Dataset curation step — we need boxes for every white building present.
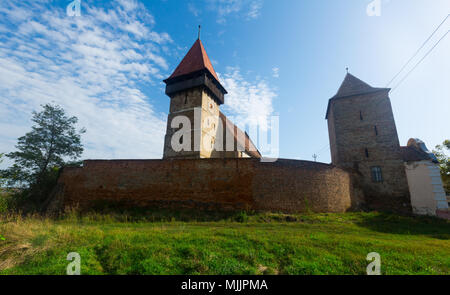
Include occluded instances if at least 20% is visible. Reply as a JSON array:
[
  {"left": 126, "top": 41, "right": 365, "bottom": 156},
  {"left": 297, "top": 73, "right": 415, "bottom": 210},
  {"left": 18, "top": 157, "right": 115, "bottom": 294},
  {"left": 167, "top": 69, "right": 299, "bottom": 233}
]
[{"left": 401, "top": 138, "right": 449, "bottom": 217}]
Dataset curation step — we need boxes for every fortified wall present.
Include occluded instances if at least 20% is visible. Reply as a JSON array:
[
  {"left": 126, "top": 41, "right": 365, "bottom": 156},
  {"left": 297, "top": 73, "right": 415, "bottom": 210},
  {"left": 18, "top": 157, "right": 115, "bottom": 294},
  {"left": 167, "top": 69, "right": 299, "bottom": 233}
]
[
  {"left": 48, "top": 38, "right": 424, "bottom": 215},
  {"left": 51, "top": 158, "right": 354, "bottom": 213}
]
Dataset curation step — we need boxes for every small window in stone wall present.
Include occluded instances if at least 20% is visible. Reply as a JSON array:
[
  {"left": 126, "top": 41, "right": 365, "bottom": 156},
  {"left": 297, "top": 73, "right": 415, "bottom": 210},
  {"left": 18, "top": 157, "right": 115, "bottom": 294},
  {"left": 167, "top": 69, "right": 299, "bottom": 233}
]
[
  {"left": 184, "top": 94, "right": 188, "bottom": 105},
  {"left": 360, "top": 111, "right": 363, "bottom": 121},
  {"left": 371, "top": 166, "right": 383, "bottom": 182},
  {"left": 374, "top": 125, "right": 378, "bottom": 136},
  {"left": 365, "top": 148, "right": 369, "bottom": 158}
]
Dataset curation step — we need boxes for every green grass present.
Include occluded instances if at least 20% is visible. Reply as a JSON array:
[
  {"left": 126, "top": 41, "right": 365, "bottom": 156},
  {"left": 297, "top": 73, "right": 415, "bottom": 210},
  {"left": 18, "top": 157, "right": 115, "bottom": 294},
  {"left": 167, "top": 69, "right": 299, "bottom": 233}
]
[{"left": 0, "top": 211, "right": 448, "bottom": 275}]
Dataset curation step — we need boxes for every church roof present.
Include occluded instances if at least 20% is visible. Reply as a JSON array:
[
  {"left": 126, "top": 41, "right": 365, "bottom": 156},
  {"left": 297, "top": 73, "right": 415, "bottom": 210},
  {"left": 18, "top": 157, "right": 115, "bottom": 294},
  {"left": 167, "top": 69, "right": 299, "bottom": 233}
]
[
  {"left": 166, "top": 39, "right": 219, "bottom": 82},
  {"left": 219, "top": 112, "right": 262, "bottom": 159},
  {"left": 332, "top": 73, "right": 386, "bottom": 99},
  {"left": 325, "top": 73, "right": 390, "bottom": 119}
]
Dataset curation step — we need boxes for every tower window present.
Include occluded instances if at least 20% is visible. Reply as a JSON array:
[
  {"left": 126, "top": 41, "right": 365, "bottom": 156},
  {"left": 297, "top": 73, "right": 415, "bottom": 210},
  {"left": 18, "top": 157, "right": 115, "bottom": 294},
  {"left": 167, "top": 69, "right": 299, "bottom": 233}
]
[
  {"left": 365, "top": 148, "right": 369, "bottom": 158},
  {"left": 184, "top": 94, "right": 188, "bottom": 105},
  {"left": 374, "top": 125, "right": 378, "bottom": 136},
  {"left": 360, "top": 111, "right": 363, "bottom": 121},
  {"left": 371, "top": 166, "right": 383, "bottom": 182}
]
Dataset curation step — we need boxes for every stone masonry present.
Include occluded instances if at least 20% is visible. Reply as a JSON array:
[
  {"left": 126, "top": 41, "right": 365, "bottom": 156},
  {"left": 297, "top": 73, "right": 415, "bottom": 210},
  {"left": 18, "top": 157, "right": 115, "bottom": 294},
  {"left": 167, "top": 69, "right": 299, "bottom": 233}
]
[
  {"left": 49, "top": 39, "right": 420, "bottom": 215},
  {"left": 53, "top": 158, "right": 354, "bottom": 213},
  {"left": 326, "top": 73, "right": 411, "bottom": 212}
]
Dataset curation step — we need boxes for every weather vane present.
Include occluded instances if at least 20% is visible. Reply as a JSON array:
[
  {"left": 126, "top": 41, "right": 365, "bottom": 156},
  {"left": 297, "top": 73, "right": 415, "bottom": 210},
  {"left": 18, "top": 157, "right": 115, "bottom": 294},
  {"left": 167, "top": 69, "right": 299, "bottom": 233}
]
[{"left": 198, "top": 25, "right": 201, "bottom": 40}]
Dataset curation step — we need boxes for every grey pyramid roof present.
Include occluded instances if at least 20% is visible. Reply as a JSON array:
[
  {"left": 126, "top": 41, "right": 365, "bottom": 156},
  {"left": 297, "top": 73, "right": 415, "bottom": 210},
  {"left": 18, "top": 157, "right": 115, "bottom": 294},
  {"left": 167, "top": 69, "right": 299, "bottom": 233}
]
[
  {"left": 325, "top": 73, "right": 390, "bottom": 119},
  {"left": 332, "top": 73, "right": 386, "bottom": 99}
]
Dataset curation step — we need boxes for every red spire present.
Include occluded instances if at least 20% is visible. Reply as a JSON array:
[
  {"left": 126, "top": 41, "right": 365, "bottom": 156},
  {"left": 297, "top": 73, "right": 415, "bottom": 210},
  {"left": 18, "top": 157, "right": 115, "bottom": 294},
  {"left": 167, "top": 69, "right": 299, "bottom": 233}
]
[{"left": 167, "top": 39, "right": 219, "bottom": 81}]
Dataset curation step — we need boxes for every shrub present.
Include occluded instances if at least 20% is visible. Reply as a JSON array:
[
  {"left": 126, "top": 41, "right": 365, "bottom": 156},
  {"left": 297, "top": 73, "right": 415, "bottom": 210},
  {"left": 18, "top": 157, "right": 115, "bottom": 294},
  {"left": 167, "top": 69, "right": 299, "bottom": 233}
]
[
  {"left": 0, "top": 195, "right": 8, "bottom": 213},
  {"left": 234, "top": 211, "right": 249, "bottom": 223}
]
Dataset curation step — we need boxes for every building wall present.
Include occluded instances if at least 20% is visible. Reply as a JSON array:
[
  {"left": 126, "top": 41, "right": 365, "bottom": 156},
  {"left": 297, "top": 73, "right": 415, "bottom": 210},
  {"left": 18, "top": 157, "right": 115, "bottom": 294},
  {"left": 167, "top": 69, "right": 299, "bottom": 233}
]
[
  {"left": 51, "top": 159, "right": 354, "bottom": 213},
  {"left": 327, "top": 107, "right": 338, "bottom": 164},
  {"left": 163, "top": 86, "right": 256, "bottom": 159},
  {"left": 404, "top": 160, "right": 449, "bottom": 216},
  {"left": 163, "top": 87, "right": 220, "bottom": 159},
  {"left": 327, "top": 91, "right": 411, "bottom": 212}
]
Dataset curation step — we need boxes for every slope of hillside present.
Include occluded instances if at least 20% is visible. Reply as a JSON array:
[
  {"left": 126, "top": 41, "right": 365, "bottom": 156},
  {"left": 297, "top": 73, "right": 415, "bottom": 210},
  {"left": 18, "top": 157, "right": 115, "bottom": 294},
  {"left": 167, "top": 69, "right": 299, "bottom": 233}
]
[{"left": 0, "top": 212, "right": 448, "bottom": 275}]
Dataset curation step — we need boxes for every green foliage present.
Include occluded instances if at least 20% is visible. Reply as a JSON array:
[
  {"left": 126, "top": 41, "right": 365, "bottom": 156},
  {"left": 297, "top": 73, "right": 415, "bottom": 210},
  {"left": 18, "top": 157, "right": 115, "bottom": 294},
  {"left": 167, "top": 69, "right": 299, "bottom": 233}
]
[
  {"left": 0, "top": 196, "right": 8, "bottom": 213},
  {"left": 0, "top": 234, "right": 5, "bottom": 241},
  {"left": 0, "top": 153, "right": 5, "bottom": 188},
  {"left": 234, "top": 211, "right": 249, "bottom": 223},
  {"left": 433, "top": 140, "right": 450, "bottom": 194},
  {"left": 1, "top": 104, "right": 85, "bottom": 211},
  {"left": 0, "top": 212, "right": 448, "bottom": 275},
  {"left": 80, "top": 203, "right": 258, "bottom": 223}
]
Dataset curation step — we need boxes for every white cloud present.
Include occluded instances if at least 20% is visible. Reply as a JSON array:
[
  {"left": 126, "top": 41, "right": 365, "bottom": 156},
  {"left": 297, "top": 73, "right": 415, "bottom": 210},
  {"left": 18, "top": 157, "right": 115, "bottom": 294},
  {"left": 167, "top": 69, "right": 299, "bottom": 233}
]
[
  {"left": 247, "top": 0, "right": 263, "bottom": 20},
  {"left": 206, "top": 0, "right": 264, "bottom": 24},
  {"left": 0, "top": 0, "right": 273, "bottom": 165},
  {"left": 188, "top": 3, "right": 201, "bottom": 17},
  {"left": 272, "top": 67, "right": 279, "bottom": 78},
  {"left": 219, "top": 67, "right": 276, "bottom": 131},
  {"left": 0, "top": 0, "right": 171, "bottom": 162}
]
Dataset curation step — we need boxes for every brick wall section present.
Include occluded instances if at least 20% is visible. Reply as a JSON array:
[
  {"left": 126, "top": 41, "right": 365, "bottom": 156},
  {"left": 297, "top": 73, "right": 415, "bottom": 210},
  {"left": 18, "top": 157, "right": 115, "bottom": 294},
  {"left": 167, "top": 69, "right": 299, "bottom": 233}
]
[
  {"left": 53, "top": 158, "right": 353, "bottom": 213},
  {"left": 252, "top": 160, "right": 353, "bottom": 212}
]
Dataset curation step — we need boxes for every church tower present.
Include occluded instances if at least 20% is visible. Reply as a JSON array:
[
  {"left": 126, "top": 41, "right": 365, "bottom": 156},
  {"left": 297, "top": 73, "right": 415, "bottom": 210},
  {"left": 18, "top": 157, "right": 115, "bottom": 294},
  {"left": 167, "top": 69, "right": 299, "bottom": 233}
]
[
  {"left": 326, "top": 73, "right": 411, "bottom": 212},
  {"left": 163, "top": 38, "right": 227, "bottom": 159}
]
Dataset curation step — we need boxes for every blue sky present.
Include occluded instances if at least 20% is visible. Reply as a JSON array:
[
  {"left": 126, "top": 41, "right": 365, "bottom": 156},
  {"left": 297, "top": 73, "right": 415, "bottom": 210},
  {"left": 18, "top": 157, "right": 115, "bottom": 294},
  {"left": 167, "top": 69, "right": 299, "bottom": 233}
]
[{"left": 0, "top": 0, "right": 449, "bottom": 165}]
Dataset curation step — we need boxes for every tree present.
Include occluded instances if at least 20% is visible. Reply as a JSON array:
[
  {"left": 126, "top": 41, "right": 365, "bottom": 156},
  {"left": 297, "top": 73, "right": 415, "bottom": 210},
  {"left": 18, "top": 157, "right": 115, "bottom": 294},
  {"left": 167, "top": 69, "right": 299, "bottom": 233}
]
[
  {"left": 433, "top": 140, "right": 450, "bottom": 195},
  {"left": 2, "top": 104, "right": 85, "bottom": 208},
  {"left": 0, "top": 153, "right": 4, "bottom": 187}
]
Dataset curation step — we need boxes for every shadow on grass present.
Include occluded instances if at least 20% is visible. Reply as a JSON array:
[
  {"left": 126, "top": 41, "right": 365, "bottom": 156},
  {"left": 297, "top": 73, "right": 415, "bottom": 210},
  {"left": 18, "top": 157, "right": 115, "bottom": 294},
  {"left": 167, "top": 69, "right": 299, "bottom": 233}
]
[
  {"left": 80, "top": 200, "right": 251, "bottom": 223},
  {"left": 354, "top": 212, "right": 450, "bottom": 239}
]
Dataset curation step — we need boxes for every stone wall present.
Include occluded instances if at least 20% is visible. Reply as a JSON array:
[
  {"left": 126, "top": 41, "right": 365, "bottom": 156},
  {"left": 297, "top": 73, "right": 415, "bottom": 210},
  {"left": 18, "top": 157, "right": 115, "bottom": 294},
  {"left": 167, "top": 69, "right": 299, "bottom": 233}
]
[
  {"left": 163, "top": 87, "right": 219, "bottom": 159},
  {"left": 52, "top": 158, "right": 354, "bottom": 213},
  {"left": 327, "top": 90, "right": 411, "bottom": 212}
]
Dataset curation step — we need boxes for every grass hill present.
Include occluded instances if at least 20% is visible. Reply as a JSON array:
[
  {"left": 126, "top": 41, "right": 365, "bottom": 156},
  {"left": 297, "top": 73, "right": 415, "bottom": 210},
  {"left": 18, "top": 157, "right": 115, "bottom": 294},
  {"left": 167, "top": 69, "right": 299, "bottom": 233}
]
[{"left": 0, "top": 211, "right": 448, "bottom": 275}]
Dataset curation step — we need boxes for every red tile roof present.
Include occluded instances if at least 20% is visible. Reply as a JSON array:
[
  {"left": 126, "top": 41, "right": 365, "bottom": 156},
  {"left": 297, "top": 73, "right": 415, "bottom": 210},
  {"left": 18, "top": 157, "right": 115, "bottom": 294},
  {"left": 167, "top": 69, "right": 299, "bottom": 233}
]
[
  {"left": 167, "top": 39, "right": 219, "bottom": 82},
  {"left": 219, "top": 112, "right": 261, "bottom": 158}
]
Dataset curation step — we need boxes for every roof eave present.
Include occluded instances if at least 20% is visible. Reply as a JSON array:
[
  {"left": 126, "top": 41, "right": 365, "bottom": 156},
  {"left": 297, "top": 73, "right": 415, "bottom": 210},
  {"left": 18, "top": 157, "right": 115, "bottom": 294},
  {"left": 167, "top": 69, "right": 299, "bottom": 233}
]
[{"left": 164, "top": 68, "right": 227, "bottom": 94}]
